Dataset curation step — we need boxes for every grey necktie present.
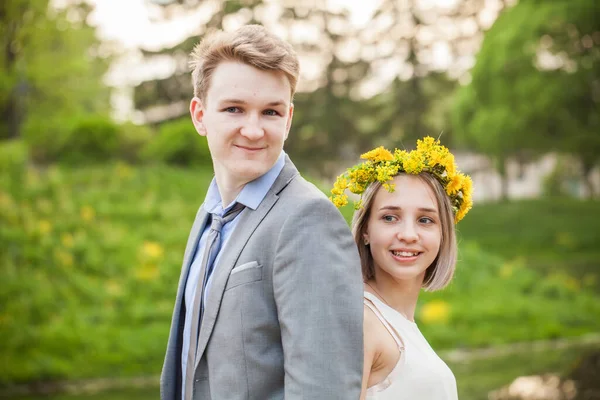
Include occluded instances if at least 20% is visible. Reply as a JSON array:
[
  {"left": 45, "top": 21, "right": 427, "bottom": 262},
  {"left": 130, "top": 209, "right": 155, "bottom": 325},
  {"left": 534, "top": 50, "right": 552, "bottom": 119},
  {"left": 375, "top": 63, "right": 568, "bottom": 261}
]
[{"left": 184, "top": 202, "right": 245, "bottom": 400}]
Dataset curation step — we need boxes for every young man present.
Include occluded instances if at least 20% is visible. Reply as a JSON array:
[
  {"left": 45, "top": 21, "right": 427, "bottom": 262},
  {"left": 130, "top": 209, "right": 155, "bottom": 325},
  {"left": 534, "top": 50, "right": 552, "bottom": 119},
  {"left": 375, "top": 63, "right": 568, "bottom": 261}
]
[{"left": 160, "top": 25, "right": 363, "bottom": 400}]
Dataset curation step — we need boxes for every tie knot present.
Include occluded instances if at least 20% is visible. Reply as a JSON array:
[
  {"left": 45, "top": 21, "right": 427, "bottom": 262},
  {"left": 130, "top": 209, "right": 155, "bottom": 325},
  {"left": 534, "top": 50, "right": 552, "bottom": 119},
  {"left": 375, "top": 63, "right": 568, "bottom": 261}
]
[{"left": 210, "top": 202, "right": 245, "bottom": 233}]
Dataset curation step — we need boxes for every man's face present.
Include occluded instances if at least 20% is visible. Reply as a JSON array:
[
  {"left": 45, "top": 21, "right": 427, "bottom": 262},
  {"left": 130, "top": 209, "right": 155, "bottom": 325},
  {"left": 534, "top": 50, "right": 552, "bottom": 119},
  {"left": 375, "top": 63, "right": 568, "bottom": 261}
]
[{"left": 190, "top": 61, "right": 294, "bottom": 190}]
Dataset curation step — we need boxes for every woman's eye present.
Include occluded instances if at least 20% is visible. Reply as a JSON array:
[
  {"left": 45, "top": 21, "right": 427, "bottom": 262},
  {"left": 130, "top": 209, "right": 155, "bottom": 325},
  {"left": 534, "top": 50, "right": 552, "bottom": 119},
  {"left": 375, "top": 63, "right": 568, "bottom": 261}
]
[
  {"left": 419, "top": 217, "right": 434, "bottom": 224},
  {"left": 383, "top": 215, "right": 396, "bottom": 222}
]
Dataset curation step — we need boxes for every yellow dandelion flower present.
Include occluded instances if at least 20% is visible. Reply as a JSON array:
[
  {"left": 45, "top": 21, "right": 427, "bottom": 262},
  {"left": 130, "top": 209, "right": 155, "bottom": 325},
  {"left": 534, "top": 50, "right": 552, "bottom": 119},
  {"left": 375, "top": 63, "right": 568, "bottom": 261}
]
[
  {"left": 135, "top": 263, "right": 159, "bottom": 281},
  {"left": 420, "top": 300, "right": 451, "bottom": 324},
  {"left": 55, "top": 250, "right": 74, "bottom": 268},
  {"left": 446, "top": 173, "right": 465, "bottom": 195},
  {"left": 116, "top": 162, "right": 133, "bottom": 180},
  {"left": 105, "top": 280, "right": 123, "bottom": 297},
  {"left": 499, "top": 262, "right": 514, "bottom": 278},
  {"left": 80, "top": 206, "right": 95, "bottom": 222},
  {"left": 142, "top": 241, "right": 164, "bottom": 259},
  {"left": 61, "top": 233, "right": 74, "bottom": 248},
  {"left": 39, "top": 220, "right": 52, "bottom": 235},
  {"left": 455, "top": 197, "right": 472, "bottom": 223},
  {"left": 361, "top": 146, "right": 394, "bottom": 162}
]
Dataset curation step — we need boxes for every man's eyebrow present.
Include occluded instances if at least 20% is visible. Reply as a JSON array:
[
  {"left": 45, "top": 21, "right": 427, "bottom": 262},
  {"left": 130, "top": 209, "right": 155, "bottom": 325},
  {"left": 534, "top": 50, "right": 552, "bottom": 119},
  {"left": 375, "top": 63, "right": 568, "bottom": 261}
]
[{"left": 218, "top": 98, "right": 287, "bottom": 107}]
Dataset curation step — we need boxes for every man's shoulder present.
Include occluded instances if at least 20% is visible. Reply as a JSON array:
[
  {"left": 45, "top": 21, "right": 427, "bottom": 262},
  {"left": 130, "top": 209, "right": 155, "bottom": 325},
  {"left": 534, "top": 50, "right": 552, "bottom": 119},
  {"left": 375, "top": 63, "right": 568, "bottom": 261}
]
[{"left": 280, "top": 173, "right": 328, "bottom": 203}]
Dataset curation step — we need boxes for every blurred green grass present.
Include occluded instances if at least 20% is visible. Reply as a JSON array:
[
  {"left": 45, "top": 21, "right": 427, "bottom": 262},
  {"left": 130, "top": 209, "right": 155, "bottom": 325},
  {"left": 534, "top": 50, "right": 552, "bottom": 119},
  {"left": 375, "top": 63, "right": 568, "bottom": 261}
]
[{"left": 2, "top": 163, "right": 600, "bottom": 385}]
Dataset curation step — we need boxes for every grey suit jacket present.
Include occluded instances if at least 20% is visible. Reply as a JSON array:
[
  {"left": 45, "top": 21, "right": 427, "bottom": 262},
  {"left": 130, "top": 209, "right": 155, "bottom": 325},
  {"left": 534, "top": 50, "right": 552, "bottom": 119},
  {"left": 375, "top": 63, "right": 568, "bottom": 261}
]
[{"left": 160, "top": 156, "right": 363, "bottom": 400}]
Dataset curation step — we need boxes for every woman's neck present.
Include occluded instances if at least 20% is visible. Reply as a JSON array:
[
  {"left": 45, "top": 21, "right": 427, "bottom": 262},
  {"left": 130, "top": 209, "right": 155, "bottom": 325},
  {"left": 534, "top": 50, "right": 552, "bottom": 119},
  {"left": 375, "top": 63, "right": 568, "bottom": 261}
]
[{"left": 365, "top": 273, "right": 424, "bottom": 322}]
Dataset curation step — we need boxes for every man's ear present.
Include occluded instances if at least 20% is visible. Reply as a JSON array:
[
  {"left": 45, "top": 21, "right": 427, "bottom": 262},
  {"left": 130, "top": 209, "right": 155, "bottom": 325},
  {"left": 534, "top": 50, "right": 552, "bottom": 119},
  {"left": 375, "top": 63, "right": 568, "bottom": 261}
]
[
  {"left": 284, "top": 103, "right": 294, "bottom": 140},
  {"left": 190, "top": 97, "right": 207, "bottom": 136}
]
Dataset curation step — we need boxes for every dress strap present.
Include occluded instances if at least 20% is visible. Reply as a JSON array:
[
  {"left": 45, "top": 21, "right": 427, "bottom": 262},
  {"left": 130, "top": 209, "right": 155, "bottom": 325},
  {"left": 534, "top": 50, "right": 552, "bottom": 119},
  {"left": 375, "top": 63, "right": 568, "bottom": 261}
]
[{"left": 363, "top": 293, "right": 405, "bottom": 351}]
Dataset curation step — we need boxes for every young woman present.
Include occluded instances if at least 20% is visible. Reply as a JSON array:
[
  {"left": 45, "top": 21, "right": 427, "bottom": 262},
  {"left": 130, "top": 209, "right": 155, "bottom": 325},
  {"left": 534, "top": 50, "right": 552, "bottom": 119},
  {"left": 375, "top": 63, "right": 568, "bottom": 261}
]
[{"left": 330, "top": 137, "right": 473, "bottom": 400}]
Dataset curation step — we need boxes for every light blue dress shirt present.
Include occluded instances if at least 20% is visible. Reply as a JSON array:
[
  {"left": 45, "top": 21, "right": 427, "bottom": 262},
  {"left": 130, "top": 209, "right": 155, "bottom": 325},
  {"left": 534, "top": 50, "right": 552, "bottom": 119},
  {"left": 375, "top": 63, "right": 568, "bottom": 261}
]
[{"left": 181, "top": 152, "right": 286, "bottom": 400}]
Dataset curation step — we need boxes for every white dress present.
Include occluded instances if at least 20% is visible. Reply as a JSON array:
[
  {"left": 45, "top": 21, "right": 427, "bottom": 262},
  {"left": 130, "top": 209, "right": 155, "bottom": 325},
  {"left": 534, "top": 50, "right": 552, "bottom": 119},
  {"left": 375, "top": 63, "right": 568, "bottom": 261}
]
[{"left": 364, "top": 292, "right": 458, "bottom": 400}]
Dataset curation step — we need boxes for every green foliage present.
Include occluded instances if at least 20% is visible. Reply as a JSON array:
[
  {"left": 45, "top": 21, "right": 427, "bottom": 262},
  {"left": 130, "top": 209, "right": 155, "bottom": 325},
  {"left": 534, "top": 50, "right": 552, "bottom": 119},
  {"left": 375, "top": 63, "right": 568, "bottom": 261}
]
[
  {"left": 0, "top": 139, "right": 28, "bottom": 175},
  {"left": 1, "top": 161, "right": 599, "bottom": 385},
  {"left": 455, "top": 199, "right": 600, "bottom": 284},
  {"left": 0, "top": 1, "right": 111, "bottom": 139},
  {"left": 60, "top": 115, "right": 120, "bottom": 165},
  {"left": 23, "top": 116, "right": 149, "bottom": 166},
  {"left": 117, "top": 123, "right": 154, "bottom": 164},
  {"left": 0, "top": 162, "right": 213, "bottom": 384},
  {"left": 452, "top": 0, "right": 600, "bottom": 179},
  {"left": 142, "top": 118, "right": 212, "bottom": 167},
  {"left": 418, "top": 242, "right": 600, "bottom": 349}
]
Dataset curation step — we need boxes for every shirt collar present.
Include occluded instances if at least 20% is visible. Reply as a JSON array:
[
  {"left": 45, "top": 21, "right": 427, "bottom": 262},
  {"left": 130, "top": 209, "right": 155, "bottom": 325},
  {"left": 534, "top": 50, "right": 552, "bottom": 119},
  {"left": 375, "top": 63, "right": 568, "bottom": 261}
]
[{"left": 204, "top": 151, "right": 286, "bottom": 215}]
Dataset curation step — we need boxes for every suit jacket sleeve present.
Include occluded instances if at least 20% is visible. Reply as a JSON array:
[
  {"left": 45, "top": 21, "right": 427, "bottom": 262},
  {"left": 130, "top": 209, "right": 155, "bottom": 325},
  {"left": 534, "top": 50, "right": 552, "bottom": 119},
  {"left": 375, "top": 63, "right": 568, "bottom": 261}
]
[{"left": 273, "top": 196, "right": 364, "bottom": 399}]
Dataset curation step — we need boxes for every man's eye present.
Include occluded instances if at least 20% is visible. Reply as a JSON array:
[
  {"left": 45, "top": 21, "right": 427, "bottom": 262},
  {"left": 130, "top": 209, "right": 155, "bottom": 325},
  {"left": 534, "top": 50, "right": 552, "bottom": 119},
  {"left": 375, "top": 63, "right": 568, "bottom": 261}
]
[
  {"left": 225, "top": 107, "right": 241, "bottom": 113},
  {"left": 263, "top": 109, "right": 280, "bottom": 116}
]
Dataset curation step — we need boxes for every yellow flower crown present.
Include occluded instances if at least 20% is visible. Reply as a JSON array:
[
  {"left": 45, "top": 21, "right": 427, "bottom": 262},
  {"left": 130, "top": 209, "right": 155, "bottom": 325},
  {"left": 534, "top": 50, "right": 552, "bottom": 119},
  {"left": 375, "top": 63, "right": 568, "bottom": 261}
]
[{"left": 330, "top": 137, "right": 473, "bottom": 223}]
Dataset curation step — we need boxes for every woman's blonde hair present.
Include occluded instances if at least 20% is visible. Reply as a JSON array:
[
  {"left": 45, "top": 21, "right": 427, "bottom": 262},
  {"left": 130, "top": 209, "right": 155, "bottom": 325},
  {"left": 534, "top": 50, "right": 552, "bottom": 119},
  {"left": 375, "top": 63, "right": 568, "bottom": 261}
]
[
  {"left": 351, "top": 172, "right": 457, "bottom": 291},
  {"left": 189, "top": 25, "right": 300, "bottom": 102}
]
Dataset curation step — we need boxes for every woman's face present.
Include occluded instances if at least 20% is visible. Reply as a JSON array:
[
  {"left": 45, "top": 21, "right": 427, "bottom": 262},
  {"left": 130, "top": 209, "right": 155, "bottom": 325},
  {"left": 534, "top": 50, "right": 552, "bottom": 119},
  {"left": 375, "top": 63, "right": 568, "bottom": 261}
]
[{"left": 364, "top": 175, "right": 442, "bottom": 283}]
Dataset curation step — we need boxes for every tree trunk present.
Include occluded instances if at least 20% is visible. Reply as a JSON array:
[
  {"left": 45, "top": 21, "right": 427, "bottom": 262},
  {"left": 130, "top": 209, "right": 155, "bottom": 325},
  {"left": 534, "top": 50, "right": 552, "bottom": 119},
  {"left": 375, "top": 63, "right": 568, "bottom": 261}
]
[
  {"left": 582, "top": 161, "right": 597, "bottom": 199},
  {"left": 497, "top": 156, "right": 509, "bottom": 201}
]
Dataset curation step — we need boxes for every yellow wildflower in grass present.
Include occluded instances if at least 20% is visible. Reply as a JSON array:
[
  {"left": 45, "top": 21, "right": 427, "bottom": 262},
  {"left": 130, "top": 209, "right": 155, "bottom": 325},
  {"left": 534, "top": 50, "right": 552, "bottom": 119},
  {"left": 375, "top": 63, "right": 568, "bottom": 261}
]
[
  {"left": 499, "top": 262, "right": 514, "bottom": 278},
  {"left": 136, "top": 263, "right": 160, "bottom": 281},
  {"left": 61, "top": 233, "right": 74, "bottom": 248},
  {"left": 563, "top": 276, "right": 580, "bottom": 291},
  {"left": 115, "top": 162, "right": 133, "bottom": 180},
  {"left": 105, "top": 280, "right": 123, "bottom": 297},
  {"left": 361, "top": 146, "right": 394, "bottom": 162},
  {"left": 143, "top": 241, "right": 164, "bottom": 260},
  {"left": 80, "top": 205, "right": 96, "bottom": 222},
  {"left": 38, "top": 220, "right": 52, "bottom": 235},
  {"left": 55, "top": 249, "right": 74, "bottom": 268},
  {"left": 420, "top": 300, "right": 451, "bottom": 324},
  {"left": 36, "top": 198, "right": 52, "bottom": 214}
]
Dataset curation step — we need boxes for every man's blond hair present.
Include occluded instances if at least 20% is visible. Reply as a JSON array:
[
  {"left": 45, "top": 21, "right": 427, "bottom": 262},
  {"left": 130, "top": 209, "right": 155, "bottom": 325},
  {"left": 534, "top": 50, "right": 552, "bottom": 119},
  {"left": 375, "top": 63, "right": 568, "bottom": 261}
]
[{"left": 189, "top": 25, "right": 300, "bottom": 103}]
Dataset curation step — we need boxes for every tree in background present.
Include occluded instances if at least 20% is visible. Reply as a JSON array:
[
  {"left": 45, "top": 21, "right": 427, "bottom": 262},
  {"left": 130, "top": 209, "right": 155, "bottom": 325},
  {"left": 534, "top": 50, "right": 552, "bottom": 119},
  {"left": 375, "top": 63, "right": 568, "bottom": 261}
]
[
  {"left": 0, "top": 0, "right": 111, "bottom": 145},
  {"left": 453, "top": 0, "right": 599, "bottom": 198},
  {"left": 136, "top": 0, "right": 499, "bottom": 177}
]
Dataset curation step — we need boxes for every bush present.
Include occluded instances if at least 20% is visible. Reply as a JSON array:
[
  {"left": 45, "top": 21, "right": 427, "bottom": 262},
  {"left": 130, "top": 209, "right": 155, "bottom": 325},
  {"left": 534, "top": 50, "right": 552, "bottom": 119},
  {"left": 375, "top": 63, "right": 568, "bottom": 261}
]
[
  {"left": 142, "top": 118, "right": 211, "bottom": 167},
  {"left": 117, "top": 122, "right": 153, "bottom": 164},
  {"left": 0, "top": 139, "right": 28, "bottom": 175},
  {"left": 60, "top": 115, "right": 120, "bottom": 164},
  {"left": 22, "top": 114, "right": 72, "bottom": 164}
]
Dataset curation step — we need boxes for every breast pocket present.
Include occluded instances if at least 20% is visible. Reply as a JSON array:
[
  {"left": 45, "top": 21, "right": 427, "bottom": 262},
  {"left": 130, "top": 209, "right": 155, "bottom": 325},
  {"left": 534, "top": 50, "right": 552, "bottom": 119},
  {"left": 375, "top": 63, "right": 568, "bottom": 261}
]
[{"left": 226, "top": 261, "right": 263, "bottom": 290}]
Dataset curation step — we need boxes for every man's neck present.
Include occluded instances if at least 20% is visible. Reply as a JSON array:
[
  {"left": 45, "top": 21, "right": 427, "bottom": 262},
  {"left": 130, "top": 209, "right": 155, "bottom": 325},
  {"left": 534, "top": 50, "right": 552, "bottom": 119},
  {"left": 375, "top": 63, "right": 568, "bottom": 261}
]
[{"left": 215, "top": 177, "right": 247, "bottom": 207}]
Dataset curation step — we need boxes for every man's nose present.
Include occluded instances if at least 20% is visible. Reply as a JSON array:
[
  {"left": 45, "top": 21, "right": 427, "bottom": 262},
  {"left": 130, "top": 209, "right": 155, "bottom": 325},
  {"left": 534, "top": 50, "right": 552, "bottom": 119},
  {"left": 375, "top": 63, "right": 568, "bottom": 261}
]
[{"left": 240, "top": 114, "right": 264, "bottom": 140}]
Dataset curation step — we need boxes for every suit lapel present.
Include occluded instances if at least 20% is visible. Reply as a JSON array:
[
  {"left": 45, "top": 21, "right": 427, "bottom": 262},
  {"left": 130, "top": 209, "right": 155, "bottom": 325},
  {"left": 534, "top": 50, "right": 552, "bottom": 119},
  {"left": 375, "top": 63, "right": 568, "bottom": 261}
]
[{"left": 194, "top": 156, "right": 299, "bottom": 366}]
